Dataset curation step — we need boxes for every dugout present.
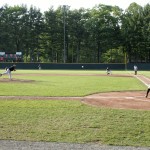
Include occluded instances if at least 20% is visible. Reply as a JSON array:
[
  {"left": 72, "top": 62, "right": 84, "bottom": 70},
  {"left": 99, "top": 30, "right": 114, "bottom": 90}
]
[{"left": 0, "top": 52, "right": 23, "bottom": 62}]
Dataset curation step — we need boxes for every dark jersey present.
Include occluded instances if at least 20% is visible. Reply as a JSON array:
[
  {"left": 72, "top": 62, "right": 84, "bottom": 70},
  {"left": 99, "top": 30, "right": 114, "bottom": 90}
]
[
  {"left": 106, "top": 68, "right": 110, "bottom": 71},
  {"left": 9, "top": 66, "right": 16, "bottom": 71}
]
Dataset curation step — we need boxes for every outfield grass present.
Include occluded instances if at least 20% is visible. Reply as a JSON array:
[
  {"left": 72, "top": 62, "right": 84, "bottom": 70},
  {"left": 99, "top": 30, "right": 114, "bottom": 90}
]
[
  {"left": 0, "top": 70, "right": 147, "bottom": 96},
  {"left": 0, "top": 70, "right": 150, "bottom": 146}
]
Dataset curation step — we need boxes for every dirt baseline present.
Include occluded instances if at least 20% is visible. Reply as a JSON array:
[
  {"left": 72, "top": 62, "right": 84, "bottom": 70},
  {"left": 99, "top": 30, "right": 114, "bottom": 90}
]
[{"left": 0, "top": 91, "right": 149, "bottom": 111}]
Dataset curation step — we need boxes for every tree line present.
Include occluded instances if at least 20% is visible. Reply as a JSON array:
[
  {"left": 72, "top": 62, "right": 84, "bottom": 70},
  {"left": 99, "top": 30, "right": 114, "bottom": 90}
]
[{"left": 0, "top": 2, "right": 149, "bottom": 63}]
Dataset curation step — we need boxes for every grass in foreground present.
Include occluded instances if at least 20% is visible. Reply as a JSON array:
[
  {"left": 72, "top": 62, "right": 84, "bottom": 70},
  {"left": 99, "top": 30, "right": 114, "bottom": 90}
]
[
  {"left": 0, "top": 100, "right": 150, "bottom": 147},
  {"left": 0, "top": 70, "right": 150, "bottom": 147}
]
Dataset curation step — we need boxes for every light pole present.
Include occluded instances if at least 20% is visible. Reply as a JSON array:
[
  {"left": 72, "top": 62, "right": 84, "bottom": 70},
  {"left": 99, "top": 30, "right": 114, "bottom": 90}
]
[
  {"left": 63, "top": 5, "right": 70, "bottom": 63},
  {"left": 63, "top": 5, "right": 66, "bottom": 63}
]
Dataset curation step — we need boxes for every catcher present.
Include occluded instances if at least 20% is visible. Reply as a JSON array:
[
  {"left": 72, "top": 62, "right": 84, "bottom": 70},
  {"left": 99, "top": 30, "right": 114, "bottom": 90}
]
[{"left": 0, "top": 64, "right": 16, "bottom": 80}]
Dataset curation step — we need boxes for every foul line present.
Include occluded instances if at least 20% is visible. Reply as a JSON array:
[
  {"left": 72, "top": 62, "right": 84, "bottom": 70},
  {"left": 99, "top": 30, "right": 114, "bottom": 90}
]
[{"left": 135, "top": 75, "right": 150, "bottom": 87}]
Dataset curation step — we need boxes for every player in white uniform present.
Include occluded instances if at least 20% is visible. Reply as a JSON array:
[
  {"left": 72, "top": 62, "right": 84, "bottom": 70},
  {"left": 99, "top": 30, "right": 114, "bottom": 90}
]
[
  {"left": 134, "top": 65, "right": 138, "bottom": 75},
  {"left": 0, "top": 64, "right": 16, "bottom": 80}
]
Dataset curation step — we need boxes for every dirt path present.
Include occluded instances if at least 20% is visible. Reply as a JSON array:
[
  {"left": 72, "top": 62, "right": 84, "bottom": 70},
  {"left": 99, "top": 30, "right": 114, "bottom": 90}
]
[
  {"left": 0, "top": 140, "right": 150, "bottom": 150},
  {"left": 82, "top": 75, "right": 150, "bottom": 110}
]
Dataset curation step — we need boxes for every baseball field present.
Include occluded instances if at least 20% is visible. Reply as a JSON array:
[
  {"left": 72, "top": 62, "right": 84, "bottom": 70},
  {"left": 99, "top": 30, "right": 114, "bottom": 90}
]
[{"left": 0, "top": 70, "right": 150, "bottom": 147}]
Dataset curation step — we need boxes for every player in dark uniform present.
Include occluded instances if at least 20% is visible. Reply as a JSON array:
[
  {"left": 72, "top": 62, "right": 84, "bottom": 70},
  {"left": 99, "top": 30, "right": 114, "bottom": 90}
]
[
  {"left": 146, "top": 85, "right": 150, "bottom": 98},
  {"left": 0, "top": 64, "right": 16, "bottom": 80},
  {"left": 106, "top": 67, "right": 111, "bottom": 75}
]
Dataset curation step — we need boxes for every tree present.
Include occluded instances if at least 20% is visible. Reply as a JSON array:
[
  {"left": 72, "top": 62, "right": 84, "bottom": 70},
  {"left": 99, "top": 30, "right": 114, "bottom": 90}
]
[
  {"left": 101, "top": 48, "right": 124, "bottom": 63},
  {"left": 26, "top": 6, "right": 44, "bottom": 62},
  {"left": 142, "top": 4, "right": 150, "bottom": 62},
  {"left": 121, "top": 2, "right": 150, "bottom": 62},
  {"left": 85, "top": 5, "right": 122, "bottom": 63},
  {"left": 43, "top": 7, "right": 64, "bottom": 62},
  {"left": 67, "top": 8, "right": 87, "bottom": 63},
  {"left": 0, "top": 3, "right": 149, "bottom": 63},
  {"left": 0, "top": 5, "right": 28, "bottom": 52}
]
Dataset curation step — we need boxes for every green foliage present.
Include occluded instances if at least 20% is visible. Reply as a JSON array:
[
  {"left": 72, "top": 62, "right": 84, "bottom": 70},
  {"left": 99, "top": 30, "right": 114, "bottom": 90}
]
[
  {"left": 0, "top": 3, "right": 150, "bottom": 63},
  {"left": 101, "top": 48, "right": 124, "bottom": 63},
  {"left": 121, "top": 3, "right": 150, "bottom": 62}
]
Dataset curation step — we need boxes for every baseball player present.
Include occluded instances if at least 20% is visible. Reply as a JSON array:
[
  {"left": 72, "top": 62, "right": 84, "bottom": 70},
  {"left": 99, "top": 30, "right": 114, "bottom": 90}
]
[
  {"left": 38, "top": 64, "right": 41, "bottom": 70},
  {"left": 146, "top": 85, "right": 150, "bottom": 98},
  {"left": 134, "top": 65, "right": 138, "bottom": 75},
  {"left": 0, "top": 64, "right": 16, "bottom": 80},
  {"left": 106, "top": 67, "right": 111, "bottom": 75}
]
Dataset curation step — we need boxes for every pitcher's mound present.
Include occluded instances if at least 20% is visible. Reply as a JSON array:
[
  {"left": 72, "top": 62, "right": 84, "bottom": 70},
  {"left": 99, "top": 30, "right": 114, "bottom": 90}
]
[{"left": 0, "top": 78, "right": 34, "bottom": 83}]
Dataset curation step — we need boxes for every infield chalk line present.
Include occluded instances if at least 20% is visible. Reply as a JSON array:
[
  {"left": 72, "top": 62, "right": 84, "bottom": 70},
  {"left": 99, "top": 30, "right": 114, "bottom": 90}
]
[
  {"left": 134, "top": 75, "right": 150, "bottom": 87},
  {"left": 128, "top": 72, "right": 150, "bottom": 87}
]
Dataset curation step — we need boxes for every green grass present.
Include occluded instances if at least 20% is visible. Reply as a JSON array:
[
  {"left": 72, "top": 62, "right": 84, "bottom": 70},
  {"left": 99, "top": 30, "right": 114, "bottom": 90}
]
[
  {"left": 0, "top": 70, "right": 150, "bottom": 146},
  {"left": 139, "top": 71, "right": 150, "bottom": 78},
  {"left": 0, "top": 100, "right": 150, "bottom": 146},
  {"left": 0, "top": 70, "right": 146, "bottom": 96}
]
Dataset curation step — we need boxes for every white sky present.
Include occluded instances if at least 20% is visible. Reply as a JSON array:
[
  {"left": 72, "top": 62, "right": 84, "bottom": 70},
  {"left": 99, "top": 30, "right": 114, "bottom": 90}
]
[{"left": 0, "top": 0, "right": 149, "bottom": 12}]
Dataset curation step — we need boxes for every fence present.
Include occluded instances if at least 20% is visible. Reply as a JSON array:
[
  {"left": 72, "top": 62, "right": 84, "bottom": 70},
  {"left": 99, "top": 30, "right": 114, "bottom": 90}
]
[{"left": 0, "top": 63, "right": 150, "bottom": 70}]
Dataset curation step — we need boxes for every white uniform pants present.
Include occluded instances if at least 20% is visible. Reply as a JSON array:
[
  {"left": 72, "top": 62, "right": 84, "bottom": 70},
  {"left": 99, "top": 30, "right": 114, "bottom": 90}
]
[{"left": 2, "top": 69, "right": 12, "bottom": 79}]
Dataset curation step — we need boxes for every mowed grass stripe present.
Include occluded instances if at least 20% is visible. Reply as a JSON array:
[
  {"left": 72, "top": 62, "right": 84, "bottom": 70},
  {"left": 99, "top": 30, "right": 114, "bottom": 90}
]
[
  {"left": 0, "top": 100, "right": 150, "bottom": 146},
  {"left": 0, "top": 75, "right": 146, "bottom": 96}
]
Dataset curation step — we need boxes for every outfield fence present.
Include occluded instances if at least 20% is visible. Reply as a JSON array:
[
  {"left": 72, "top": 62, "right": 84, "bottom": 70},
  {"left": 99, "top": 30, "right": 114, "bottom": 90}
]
[{"left": 0, "top": 62, "right": 150, "bottom": 70}]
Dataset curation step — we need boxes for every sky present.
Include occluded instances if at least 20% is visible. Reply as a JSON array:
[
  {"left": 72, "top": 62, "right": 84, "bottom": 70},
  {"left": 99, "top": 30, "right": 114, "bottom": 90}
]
[{"left": 0, "top": 0, "right": 149, "bottom": 12}]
